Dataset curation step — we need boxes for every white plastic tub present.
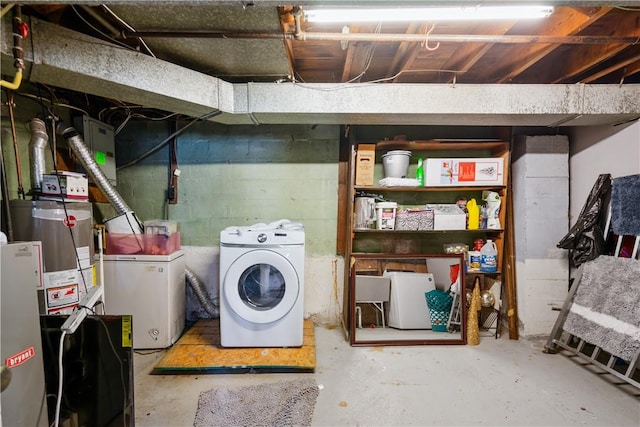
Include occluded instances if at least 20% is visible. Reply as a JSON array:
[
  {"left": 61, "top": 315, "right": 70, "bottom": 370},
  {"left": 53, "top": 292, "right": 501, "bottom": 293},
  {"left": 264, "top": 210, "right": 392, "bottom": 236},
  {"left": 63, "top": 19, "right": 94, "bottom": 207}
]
[
  {"left": 375, "top": 202, "right": 397, "bottom": 230},
  {"left": 382, "top": 150, "right": 411, "bottom": 178}
]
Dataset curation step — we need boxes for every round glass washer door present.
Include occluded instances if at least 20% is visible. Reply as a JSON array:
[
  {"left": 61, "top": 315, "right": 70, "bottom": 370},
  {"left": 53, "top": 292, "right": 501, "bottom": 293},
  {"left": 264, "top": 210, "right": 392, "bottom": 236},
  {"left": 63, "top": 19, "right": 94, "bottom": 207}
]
[{"left": 223, "top": 249, "right": 300, "bottom": 324}]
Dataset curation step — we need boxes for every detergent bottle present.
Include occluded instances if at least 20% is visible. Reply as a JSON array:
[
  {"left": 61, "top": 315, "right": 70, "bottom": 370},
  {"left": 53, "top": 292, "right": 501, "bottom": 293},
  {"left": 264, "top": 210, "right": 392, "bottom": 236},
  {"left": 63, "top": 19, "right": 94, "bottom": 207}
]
[
  {"left": 416, "top": 158, "right": 424, "bottom": 186},
  {"left": 466, "top": 198, "right": 479, "bottom": 230},
  {"left": 480, "top": 239, "right": 498, "bottom": 273}
]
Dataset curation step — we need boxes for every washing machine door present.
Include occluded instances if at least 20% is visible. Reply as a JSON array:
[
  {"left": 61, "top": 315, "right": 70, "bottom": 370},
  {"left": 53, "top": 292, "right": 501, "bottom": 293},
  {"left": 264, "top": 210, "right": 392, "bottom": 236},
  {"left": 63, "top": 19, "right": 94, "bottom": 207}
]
[{"left": 223, "top": 249, "right": 300, "bottom": 324}]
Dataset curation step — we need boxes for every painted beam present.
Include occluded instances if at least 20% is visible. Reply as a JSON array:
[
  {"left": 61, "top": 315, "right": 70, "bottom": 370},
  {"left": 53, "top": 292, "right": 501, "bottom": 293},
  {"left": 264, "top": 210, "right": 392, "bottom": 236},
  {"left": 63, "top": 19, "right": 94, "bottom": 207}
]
[
  {"left": 1, "top": 17, "right": 225, "bottom": 118},
  {"left": 2, "top": 16, "right": 639, "bottom": 126}
]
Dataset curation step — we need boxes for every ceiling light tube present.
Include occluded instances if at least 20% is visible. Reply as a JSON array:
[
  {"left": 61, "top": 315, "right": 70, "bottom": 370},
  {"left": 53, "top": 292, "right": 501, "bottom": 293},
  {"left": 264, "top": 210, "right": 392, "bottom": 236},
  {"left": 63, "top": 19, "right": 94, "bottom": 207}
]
[{"left": 304, "top": 5, "right": 554, "bottom": 23}]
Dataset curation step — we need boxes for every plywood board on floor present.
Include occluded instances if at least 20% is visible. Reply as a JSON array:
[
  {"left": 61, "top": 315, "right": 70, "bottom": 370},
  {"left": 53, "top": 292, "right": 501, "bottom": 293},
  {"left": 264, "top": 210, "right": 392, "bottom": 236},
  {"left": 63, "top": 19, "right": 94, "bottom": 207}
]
[{"left": 153, "top": 319, "right": 316, "bottom": 374}]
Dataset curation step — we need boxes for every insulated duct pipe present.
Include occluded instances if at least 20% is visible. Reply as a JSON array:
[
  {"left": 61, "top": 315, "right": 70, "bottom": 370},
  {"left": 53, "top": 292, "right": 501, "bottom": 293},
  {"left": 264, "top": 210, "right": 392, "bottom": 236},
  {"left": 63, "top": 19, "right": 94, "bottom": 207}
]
[
  {"left": 185, "top": 267, "right": 219, "bottom": 318},
  {"left": 56, "top": 122, "right": 132, "bottom": 214},
  {"left": 55, "top": 121, "right": 219, "bottom": 318},
  {"left": 28, "top": 118, "right": 48, "bottom": 195}
]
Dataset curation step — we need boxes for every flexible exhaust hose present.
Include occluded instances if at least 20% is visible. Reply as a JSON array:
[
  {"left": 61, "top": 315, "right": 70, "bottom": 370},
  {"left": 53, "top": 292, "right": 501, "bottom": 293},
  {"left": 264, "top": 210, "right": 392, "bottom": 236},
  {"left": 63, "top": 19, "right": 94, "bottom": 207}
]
[
  {"left": 56, "top": 122, "right": 132, "bottom": 213},
  {"left": 185, "top": 267, "right": 219, "bottom": 317},
  {"left": 29, "top": 118, "right": 48, "bottom": 195},
  {"left": 56, "top": 121, "right": 219, "bottom": 317}
]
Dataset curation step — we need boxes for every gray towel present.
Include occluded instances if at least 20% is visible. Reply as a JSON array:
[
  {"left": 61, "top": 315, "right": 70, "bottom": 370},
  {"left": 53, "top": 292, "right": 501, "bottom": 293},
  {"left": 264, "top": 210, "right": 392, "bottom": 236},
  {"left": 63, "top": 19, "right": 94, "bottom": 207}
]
[
  {"left": 564, "top": 256, "right": 640, "bottom": 361},
  {"left": 611, "top": 174, "right": 640, "bottom": 236}
]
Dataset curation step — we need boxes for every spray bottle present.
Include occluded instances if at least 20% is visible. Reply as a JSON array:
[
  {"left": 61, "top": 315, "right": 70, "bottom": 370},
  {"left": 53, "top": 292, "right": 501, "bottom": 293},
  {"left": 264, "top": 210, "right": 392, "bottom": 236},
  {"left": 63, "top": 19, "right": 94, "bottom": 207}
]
[{"left": 484, "top": 191, "right": 501, "bottom": 229}]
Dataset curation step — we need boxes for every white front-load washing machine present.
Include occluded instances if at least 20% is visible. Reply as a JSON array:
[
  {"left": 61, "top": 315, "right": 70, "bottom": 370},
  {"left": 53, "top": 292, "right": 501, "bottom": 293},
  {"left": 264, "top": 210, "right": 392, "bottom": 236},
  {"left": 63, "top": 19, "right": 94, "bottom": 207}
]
[{"left": 219, "top": 220, "right": 304, "bottom": 347}]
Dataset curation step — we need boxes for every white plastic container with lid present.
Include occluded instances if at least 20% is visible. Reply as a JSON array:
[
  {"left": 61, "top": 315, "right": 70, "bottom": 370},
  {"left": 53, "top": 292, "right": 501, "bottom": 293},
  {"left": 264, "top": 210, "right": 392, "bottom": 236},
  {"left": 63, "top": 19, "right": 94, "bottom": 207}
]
[
  {"left": 480, "top": 239, "right": 498, "bottom": 273},
  {"left": 375, "top": 201, "right": 397, "bottom": 230},
  {"left": 381, "top": 150, "right": 411, "bottom": 178}
]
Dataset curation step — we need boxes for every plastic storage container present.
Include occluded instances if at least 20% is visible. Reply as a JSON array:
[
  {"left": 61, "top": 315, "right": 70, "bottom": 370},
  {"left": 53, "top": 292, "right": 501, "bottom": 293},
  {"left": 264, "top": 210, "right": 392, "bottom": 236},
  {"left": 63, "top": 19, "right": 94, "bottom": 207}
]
[
  {"left": 480, "top": 239, "right": 498, "bottom": 273},
  {"left": 375, "top": 202, "right": 397, "bottom": 230},
  {"left": 381, "top": 150, "right": 411, "bottom": 178}
]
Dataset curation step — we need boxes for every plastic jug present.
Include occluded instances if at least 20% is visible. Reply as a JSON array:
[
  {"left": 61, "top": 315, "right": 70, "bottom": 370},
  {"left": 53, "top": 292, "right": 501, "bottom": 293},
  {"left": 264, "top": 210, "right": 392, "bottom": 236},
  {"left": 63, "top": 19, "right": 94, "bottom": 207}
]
[{"left": 480, "top": 239, "right": 498, "bottom": 273}]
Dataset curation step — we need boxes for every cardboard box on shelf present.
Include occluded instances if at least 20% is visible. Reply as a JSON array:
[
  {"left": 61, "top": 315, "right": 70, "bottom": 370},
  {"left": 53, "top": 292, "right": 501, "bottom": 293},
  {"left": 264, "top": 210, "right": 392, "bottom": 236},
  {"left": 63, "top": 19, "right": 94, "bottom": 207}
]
[
  {"left": 355, "top": 144, "right": 376, "bottom": 186},
  {"left": 425, "top": 158, "right": 504, "bottom": 186},
  {"left": 429, "top": 204, "right": 467, "bottom": 230},
  {"left": 42, "top": 171, "right": 89, "bottom": 201}
]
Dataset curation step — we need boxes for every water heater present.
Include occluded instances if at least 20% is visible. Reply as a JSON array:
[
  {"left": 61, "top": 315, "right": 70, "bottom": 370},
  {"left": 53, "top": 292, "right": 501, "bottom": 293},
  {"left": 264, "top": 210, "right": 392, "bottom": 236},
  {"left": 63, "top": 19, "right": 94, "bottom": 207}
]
[{"left": 10, "top": 199, "right": 95, "bottom": 314}]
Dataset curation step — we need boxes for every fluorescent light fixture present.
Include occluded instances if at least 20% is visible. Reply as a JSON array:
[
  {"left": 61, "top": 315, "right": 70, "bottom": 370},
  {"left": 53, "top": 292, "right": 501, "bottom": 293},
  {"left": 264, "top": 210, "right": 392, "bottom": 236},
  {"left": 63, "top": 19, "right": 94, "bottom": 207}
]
[{"left": 304, "top": 5, "right": 554, "bottom": 23}]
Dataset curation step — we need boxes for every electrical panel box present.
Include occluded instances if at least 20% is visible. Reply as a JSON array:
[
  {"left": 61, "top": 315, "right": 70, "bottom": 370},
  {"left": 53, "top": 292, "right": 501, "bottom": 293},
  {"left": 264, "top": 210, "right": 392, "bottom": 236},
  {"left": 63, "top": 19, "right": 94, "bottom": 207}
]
[{"left": 73, "top": 115, "right": 116, "bottom": 185}]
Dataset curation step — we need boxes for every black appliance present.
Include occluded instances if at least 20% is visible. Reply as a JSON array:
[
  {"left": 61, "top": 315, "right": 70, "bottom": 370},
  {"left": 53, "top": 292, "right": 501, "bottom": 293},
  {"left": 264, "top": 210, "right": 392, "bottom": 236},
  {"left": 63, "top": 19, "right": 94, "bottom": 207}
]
[{"left": 40, "top": 315, "right": 134, "bottom": 427}]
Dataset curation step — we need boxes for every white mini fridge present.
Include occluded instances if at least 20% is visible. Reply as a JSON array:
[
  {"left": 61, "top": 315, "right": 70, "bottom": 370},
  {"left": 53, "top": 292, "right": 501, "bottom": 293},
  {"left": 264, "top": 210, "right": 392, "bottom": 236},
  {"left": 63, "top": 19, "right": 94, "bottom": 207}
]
[
  {"left": 384, "top": 271, "right": 436, "bottom": 329},
  {"left": 100, "top": 250, "right": 186, "bottom": 349}
]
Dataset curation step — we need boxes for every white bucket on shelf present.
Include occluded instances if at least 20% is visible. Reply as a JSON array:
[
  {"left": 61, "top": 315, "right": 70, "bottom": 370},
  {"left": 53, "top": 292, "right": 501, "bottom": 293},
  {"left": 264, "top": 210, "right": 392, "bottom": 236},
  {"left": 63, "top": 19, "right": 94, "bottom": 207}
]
[
  {"left": 382, "top": 150, "right": 411, "bottom": 178},
  {"left": 376, "top": 202, "right": 398, "bottom": 230}
]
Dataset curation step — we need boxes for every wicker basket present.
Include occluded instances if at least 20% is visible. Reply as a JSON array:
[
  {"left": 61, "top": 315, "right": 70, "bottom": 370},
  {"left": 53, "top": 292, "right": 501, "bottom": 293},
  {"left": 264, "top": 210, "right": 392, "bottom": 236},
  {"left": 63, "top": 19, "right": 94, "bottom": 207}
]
[
  {"left": 425, "top": 289, "right": 453, "bottom": 332},
  {"left": 395, "top": 209, "right": 434, "bottom": 231}
]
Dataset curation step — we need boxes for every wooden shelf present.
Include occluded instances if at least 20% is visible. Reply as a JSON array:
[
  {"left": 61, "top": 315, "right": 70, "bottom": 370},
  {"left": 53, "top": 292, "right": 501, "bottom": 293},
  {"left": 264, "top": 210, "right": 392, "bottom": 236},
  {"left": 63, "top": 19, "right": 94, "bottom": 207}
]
[
  {"left": 353, "top": 229, "right": 505, "bottom": 234},
  {"left": 344, "top": 138, "right": 512, "bottom": 347},
  {"left": 376, "top": 139, "right": 508, "bottom": 152},
  {"left": 355, "top": 185, "right": 507, "bottom": 192}
]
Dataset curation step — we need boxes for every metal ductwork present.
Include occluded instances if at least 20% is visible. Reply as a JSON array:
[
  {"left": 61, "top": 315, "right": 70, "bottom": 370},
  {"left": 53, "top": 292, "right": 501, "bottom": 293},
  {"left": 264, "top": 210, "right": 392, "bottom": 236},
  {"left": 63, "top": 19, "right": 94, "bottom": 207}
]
[
  {"left": 185, "top": 267, "right": 219, "bottom": 318},
  {"left": 56, "top": 122, "right": 133, "bottom": 214},
  {"left": 28, "top": 118, "right": 48, "bottom": 195},
  {"left": 55, "top": 121, "right": 219, "bottom": 318}
]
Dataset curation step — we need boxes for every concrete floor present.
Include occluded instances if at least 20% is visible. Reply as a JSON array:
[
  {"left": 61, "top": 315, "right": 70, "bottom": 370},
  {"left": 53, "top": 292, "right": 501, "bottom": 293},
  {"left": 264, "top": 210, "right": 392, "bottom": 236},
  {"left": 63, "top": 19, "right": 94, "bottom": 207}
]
[{"left": 134, "top": 325, "right": 640, "bottom": 426}]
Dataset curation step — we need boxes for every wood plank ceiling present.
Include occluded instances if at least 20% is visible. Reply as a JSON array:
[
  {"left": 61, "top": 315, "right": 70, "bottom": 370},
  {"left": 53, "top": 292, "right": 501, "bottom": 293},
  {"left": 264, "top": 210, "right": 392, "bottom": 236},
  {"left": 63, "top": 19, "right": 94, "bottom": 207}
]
[
  {"left": 279, "top": 5, "right": 640, "bottom": 85},
  {"left": 18, "top": 2, "right": 640, "bottom": 87}
]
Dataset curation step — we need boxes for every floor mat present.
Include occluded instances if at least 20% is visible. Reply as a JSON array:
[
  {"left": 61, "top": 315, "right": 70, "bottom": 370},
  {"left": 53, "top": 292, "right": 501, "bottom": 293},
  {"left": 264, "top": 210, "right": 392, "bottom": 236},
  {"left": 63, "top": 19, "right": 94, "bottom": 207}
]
[
  {"left": 193, "top": 378, "right": 319, "bottom": 427},
  {"left": 153, "top": 319, "right": 316, "bottom": 374}
]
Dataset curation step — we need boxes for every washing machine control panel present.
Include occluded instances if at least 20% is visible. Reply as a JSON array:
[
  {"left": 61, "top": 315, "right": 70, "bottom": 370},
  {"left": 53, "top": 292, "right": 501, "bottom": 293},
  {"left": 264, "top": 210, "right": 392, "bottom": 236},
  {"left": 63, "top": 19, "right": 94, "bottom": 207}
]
[{"left": 220, "top": 223, "right": 305, "bottom": 246}]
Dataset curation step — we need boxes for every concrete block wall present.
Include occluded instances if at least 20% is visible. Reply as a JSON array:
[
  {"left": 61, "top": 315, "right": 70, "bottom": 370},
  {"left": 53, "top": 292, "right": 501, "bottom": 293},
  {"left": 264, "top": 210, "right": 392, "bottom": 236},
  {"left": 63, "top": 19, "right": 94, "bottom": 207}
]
[
  {"left": 114, "top": 121, "right": 344, "bottom": 324},
  {"left": 512, "top": 135, "right": 570, "bottom": 336}
]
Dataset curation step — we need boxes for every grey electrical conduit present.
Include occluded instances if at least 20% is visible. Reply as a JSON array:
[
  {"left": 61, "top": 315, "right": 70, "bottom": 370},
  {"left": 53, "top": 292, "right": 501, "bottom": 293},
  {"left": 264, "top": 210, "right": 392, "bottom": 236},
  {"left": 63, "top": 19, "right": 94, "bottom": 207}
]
[{"left": 55, "top": 121, "right": 219, "bottom": 318}]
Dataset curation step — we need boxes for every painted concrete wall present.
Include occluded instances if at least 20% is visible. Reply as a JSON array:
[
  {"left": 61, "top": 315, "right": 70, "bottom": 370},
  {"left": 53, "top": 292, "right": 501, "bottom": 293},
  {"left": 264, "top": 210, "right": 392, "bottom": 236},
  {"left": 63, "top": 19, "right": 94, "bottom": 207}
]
[
  {"left": 512, "top": 135, "right": 569, "bottom": 337},
  {"left": 510, "top": 122, "right": 640, "bottom": 337},
  {"left": 112, "top": 122, "right": 505, "bottom": 325},
  {"left": 114, "top": 121, "right": 344, "bottom": 324},
  {"left": 568, "top": 121, "right": 640, "bottom": 223}
]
